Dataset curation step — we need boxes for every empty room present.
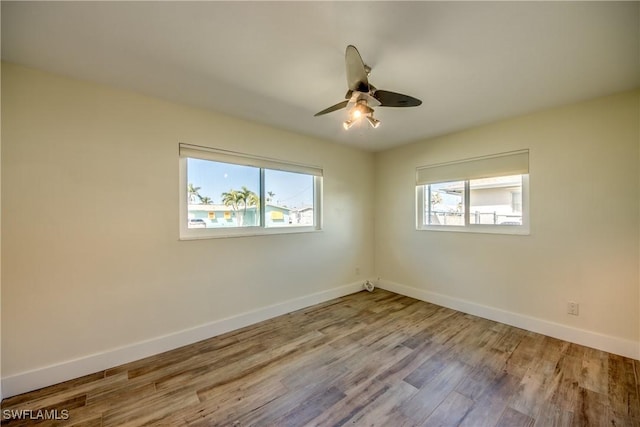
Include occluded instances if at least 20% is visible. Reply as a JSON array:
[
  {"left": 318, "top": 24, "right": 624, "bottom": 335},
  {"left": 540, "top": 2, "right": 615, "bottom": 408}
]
[{"left": 1, "top": 1, "right": 639, "bottom": 426}]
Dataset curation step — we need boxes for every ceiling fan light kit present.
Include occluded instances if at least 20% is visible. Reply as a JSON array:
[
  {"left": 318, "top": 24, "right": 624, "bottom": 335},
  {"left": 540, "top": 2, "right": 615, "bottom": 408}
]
[
  {"left": 315, "top": 45, "right": 422, "bottom": 131},
  {"left": 366, "top": 115, "right": 381, "bottom": 129}
]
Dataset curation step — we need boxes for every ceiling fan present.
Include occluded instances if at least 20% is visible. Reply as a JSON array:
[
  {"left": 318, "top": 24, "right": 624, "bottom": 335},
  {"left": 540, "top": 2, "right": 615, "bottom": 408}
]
[{"left": 314, "top": 45, "right": 422, "bottom": 130}]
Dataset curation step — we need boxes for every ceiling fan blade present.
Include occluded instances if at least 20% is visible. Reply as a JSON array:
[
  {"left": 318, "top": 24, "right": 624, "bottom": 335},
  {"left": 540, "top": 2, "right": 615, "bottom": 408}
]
[
  {"left": 373, "top": 90, "right": 422, "bottom": 107},
  {"left": 314, "top": 100, "right": 349, "bottom": 116},
  {"left": 345, "top": 45, "right": 369, "bottom": 93}
]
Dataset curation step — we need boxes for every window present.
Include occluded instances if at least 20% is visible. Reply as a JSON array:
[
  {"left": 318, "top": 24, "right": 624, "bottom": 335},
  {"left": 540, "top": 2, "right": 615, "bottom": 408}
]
[
  {"left": 416, "top": 150, "right": 529, "bottom": 234},
  {"left": 179, "top": 144, "right": 322, "bottom": 239},
  {"left": 264, "top": 169, "right": 315, "bottom": 228},
  {"left": 425, "top": 181, "right": 465, "bottom": 226},
  {"left": 469, "top": 175, "right": 523, "bottom": 225}
]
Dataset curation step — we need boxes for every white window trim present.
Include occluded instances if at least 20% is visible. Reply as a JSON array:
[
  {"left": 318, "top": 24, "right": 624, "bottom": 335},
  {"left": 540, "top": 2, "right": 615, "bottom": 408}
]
[
  {"left": 415, "top": 150, "right": 530, "bottom": 236},
  {"left": 179, "top": 144, "right": 323, "bottom": 240}
]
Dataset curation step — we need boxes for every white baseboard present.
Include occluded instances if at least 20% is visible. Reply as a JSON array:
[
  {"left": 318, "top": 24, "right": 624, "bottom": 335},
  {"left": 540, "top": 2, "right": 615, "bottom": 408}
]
[
  {"left": 1, "top": 282, "right": 365, "bottom": 399},
  {"left": 378, "top": 279, "right": 640, "bottom": 361}
]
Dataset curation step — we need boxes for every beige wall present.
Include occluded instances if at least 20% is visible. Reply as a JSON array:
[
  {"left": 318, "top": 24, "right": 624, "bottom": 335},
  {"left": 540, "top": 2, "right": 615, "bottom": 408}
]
[
  {"left": 1, "top": 63, "right": 375, "bottom": 376},
  {"left": 375, "top": 90, "right": 640, "bottom": 347}
]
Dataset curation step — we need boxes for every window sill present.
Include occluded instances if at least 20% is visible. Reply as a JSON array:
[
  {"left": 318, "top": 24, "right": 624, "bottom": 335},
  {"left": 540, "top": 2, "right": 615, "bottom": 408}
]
[
  {"left": 417, "top": 225, "right": 530, "bottom": 236},
  {"left": 179, "top": 226, "right": 322, "bottom": 240}
]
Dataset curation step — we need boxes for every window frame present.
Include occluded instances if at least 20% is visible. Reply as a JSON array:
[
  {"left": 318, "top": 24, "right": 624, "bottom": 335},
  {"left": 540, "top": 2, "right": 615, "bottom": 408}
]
[
  {"left": 179, "top": 144, "right": 323, "bottom": 240},
  {"left": 415, "top": 151, "right": 530, "bottom": 235}
]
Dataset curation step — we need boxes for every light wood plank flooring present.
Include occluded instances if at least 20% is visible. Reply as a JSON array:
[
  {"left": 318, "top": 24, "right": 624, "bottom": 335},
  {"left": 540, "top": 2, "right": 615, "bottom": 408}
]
[{"left": 2, "top": 290, "right": 639, "bottom": 426}]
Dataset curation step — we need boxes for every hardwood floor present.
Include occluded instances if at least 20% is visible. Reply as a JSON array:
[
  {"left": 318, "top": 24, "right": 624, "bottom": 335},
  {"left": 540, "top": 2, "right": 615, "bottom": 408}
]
[{"left": 2, "top": 290, "right": 639, "bottom": 426}]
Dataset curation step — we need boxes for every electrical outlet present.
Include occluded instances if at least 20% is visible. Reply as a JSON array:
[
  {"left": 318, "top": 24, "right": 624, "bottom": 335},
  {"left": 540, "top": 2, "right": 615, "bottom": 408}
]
[
  {"left": 355, "top": 267, "right": 360, "bottom": 276},
  {"left": 567, "top": 301, "right": 579, "bottom": 316}
]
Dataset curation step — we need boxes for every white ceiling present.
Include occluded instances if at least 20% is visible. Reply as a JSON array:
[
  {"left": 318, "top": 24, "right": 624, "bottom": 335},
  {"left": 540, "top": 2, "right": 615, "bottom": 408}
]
[{"left": 2, "top": 1, "right": 639, "bottom": 152}]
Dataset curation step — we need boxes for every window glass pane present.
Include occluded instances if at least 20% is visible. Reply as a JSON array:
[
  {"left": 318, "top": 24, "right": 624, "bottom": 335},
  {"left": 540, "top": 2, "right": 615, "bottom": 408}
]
[
  {"left": 186, "top": 158, "right": 260, "bottom": 228},
  {"left": 265, "top": 169, "right": 314, "bottom": 227},
  {"left": 426, "top": 181, "right": 465, "bottom": 226},
  {"left": 469, "top": 174, "right": 523, "bottom": 225}
]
